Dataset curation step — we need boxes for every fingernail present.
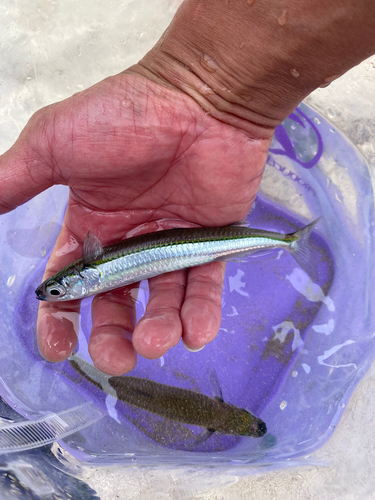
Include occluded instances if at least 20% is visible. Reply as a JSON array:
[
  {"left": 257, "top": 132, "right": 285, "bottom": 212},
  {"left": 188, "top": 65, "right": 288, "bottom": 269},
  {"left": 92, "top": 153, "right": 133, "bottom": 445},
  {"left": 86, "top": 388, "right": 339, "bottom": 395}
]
[{"left": 182, "top": 339, "right": 205, "bottom": 352}]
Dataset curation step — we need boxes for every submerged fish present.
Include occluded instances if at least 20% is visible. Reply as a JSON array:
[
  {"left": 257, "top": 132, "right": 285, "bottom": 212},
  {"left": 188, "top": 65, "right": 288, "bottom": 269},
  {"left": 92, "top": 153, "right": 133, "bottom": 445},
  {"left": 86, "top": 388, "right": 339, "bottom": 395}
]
[
  {"left": 69, "top": 355, "right": 267, "bottom": 438},
  {"left": 36, "top": 219, "right": 319, "bottom": 302}
]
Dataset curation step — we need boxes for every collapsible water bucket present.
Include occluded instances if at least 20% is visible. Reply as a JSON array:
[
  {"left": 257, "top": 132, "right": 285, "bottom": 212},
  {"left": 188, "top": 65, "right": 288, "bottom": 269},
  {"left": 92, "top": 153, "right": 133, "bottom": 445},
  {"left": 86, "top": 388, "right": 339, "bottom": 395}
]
[{"left": 1, "top": 103, "right": 374, "bottom": 471}]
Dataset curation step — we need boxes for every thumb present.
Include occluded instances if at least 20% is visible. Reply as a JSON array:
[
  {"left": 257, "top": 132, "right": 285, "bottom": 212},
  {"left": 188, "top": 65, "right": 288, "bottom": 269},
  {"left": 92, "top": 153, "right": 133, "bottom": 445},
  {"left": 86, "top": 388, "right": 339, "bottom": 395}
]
[{"left": 0, "top": 110, "right": 55, "bottom": 214}]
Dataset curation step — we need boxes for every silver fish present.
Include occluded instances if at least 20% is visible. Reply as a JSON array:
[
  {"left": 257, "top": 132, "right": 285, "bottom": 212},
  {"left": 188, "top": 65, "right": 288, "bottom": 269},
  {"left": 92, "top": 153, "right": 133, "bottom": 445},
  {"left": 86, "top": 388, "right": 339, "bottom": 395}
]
[
  {"left": 69, "top": 355, "right": 267, "bottom": 438},
  {"left": 36, "top": 219, "right": 320, "bottom": 302}
]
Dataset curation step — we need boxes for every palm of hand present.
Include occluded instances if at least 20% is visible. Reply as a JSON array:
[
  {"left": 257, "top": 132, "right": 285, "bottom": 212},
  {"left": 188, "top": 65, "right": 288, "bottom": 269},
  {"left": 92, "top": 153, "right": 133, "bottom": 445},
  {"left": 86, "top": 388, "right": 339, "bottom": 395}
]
[{"left": 2, "top": 71, "right": 272, "bottom": 375}]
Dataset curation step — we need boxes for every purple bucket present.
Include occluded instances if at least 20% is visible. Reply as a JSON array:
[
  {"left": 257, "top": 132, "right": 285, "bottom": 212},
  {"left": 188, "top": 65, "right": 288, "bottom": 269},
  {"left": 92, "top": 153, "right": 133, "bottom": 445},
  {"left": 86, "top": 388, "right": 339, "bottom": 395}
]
[{"left": 1, "top": 103, "right": 374, "bottom": 468}]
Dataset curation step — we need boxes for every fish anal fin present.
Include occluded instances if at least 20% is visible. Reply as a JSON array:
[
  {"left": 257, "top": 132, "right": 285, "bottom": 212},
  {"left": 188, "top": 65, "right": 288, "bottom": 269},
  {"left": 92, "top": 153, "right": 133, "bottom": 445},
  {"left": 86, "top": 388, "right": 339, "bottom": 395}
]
[
  {"left": 192, "top": 428, "right": 215, "bottom": 446},
  {"left": 215, "top": 249, "right": 257, "bottom": 263}
]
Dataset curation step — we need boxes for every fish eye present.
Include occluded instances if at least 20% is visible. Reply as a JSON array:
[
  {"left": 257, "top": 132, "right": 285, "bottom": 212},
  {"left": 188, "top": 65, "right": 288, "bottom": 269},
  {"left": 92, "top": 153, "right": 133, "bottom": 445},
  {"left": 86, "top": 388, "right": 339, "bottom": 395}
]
[{"left": 46, "top": 283, "right": 66, "bottom": 298}]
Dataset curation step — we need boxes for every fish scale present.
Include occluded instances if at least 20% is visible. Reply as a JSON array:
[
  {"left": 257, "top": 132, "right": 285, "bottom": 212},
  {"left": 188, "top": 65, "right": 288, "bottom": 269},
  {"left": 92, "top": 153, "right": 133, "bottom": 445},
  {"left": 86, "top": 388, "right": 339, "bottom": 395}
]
[
  {"left": 69, "top": 355, "right": 267, "bottom": 438},
  {"left": 35, "top": 219, "right": 319, "bottom": 302}
]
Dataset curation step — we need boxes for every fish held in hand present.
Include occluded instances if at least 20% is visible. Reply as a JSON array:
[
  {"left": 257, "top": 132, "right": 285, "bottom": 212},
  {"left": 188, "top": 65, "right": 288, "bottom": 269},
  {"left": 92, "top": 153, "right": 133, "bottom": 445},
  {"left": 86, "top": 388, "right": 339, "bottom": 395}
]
[{"left": 35, "top": 219, "right": 320, "bottom": 302}]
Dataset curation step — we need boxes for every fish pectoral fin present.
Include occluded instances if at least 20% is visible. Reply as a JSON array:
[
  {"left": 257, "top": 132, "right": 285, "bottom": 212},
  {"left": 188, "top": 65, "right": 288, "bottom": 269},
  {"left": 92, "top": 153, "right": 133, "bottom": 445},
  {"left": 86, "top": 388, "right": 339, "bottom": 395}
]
[
  {"left": 82, "top": 230, "right": 104, "bottom": 265},
  {"left": 73, "top": 268, "right": 85, "bottom": 279}
]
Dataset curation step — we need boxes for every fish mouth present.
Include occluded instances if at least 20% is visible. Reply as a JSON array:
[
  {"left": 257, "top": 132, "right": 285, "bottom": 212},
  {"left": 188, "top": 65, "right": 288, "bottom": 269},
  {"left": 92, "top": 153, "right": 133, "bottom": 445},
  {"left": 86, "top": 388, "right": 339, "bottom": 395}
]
[
  {"left": 35, "top": 288, "right": 46, "bottom": 301},
  {"left": 256, "top": 420, "right": 267, "bottom": 437}
]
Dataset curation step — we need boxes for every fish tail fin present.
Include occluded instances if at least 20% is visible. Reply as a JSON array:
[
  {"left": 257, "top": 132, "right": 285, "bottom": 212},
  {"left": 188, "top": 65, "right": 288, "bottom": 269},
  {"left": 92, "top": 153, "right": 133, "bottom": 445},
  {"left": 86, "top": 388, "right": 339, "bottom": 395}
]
[
  {"left": 288, "top": 218, "right": 321, "bottom": 281},
  {"left": 69, "top": 355, "right": 107, "bottom": 391}
]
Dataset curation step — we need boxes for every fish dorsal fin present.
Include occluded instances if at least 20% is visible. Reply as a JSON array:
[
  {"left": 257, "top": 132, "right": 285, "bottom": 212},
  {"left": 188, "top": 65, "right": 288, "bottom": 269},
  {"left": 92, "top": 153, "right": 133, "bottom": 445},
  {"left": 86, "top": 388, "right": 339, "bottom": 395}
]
[
  {"left": 82, "top": 231, "right": 103, "bottom": 265},
  {"left": 209, "top": 369, "right": 224, "bottom": 402},
  {"left": 228, "top": 220, "right": 249, "bottom": 228}
]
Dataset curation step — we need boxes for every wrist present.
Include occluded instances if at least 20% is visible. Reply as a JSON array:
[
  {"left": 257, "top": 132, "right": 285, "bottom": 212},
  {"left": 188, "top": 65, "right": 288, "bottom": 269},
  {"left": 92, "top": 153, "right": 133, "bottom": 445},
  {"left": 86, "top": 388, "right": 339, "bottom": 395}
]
[{"left": 133, "top": 0, "right": 375, "bottom": 133}]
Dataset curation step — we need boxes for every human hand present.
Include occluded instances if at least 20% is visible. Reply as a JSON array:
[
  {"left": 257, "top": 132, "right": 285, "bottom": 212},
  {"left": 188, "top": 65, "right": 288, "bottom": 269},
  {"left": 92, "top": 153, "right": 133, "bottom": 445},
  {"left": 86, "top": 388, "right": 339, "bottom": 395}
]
[
  {"left": 3, "top": 0, "right": 375, "bottom": 376},
  {"left": 0, "top": 69, "right": 272, "bottom": 375}
]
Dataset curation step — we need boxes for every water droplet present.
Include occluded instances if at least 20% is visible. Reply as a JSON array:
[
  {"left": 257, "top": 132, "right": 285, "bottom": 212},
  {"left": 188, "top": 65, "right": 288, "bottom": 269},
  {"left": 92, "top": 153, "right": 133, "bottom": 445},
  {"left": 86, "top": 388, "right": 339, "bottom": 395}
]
[
  {"left": 292, "top": 370, "right": 298, "bottom": 377},
  {"left": 319, "top": 74, "right": 339, "bottom": 88},
  {"left": 280, "top": 400, "right": 287, "bottom": 410},
  {"left": 327, "top": 108, "right": 335, "bottom": 118},
  {"left": 200, "top": 84, "right": 213, "bottom": 95},
  {"left": 302, "top": 363, "right": 311, "bottom": 373},
  {"left": 340, "top": 403, "right": 345, "bottom": 408},
  {"left": 200, "top": 54, "right": 219, "bottom": 73},
  {"left": 313, "top": 117, "right": 321, "bottom": 124},
  {"left": 290, "top": 68, "right": 300, "bottom": 78},
  {"left": 278, "top": 9, "right": 288, "bottom": 26},
  {"left": 7, "top": 275, "right": 16, "bottom": 287}
]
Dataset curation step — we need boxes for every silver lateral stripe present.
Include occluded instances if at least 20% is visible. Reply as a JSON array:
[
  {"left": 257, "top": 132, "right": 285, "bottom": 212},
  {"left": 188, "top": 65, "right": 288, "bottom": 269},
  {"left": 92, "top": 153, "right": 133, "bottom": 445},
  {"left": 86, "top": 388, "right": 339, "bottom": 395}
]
[
  {"left": 79, "top": 237, "right": 291, "bottom": 297},
  {"left": 97, "top": 236, "right": 285, "bottom": 276},
  {"left": 36, "top": 219, "right": 320, "bottom": 302}
]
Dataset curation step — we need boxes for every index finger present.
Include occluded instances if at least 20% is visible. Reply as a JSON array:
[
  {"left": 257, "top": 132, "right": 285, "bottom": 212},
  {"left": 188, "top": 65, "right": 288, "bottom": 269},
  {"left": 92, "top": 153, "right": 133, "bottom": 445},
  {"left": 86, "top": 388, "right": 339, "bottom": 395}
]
[{"left": 36, "top": 224, "right": 83, "bottom": 362}]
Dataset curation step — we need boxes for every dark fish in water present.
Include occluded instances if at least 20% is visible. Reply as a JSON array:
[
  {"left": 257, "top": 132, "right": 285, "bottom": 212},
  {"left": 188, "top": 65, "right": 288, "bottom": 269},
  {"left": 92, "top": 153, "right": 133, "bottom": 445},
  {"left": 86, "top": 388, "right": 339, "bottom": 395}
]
[
  {"left": 36, "top": 219, "right": 320, "bottom": 301},
  {"left": 69, "top": 355, "right": 267, "bottom": 438}
]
